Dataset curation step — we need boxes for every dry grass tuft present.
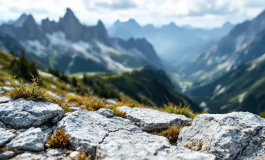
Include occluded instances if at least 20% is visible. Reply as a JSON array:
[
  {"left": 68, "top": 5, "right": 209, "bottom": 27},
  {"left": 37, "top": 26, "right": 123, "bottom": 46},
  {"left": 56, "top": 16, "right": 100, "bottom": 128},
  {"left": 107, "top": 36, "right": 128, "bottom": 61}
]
[
  {"left": 158, "top": 125, "right": 183, "bottom": 143},
  {"left": 6, "top": 77, "right": 71, "bottom": 113},
  {"left": 48, "top": 128, "right": 70, "bottom": 149},
  {"left": 111, "top": 106, "right": 127, "bottom": 118},
  {"left": 85, "top": 99, "right": 106, "bottom": 111},
  {"left": 78, "top": 152, "right": 91, "bottom": 160},
  {"left": 184, "top": 140, "right": 203, "bottom": 151},
  {"left": 164, "top": 102, "right": 194, "bottom": 118}
]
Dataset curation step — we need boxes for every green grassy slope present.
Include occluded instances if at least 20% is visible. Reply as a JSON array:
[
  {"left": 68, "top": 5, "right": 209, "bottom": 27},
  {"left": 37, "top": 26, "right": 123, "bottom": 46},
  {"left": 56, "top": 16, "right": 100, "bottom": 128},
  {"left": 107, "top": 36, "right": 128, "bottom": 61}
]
[
  {"left": 188, "top": 56, "right": 265, "bottom": 114},
  {"left": 81, "top": 67, "right": 201, "bottom": 111}
]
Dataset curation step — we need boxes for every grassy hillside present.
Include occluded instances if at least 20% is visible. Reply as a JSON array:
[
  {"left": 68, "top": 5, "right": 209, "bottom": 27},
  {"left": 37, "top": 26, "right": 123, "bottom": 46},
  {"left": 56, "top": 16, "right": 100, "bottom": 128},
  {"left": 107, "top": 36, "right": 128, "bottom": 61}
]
[
  {"left": 188, "top": 55, "right": 265, "bottom": 114},
  {"left": 0, "top": 49, "right": 200, "bottom": 112},
  {"left": 78, "top": 67, "right": 201, "bottom": 111}
]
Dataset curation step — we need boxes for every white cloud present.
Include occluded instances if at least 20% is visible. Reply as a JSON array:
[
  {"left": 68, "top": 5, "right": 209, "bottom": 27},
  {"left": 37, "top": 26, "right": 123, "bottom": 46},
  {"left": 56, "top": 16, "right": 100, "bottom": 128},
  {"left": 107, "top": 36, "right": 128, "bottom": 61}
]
[{"left": 0, "top": 0, "right": 264, "bottom": 28}]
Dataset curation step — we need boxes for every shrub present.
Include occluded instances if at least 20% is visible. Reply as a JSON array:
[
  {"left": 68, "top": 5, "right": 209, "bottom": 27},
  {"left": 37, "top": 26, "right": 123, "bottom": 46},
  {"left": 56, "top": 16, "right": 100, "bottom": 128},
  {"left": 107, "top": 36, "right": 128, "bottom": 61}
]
[
  {"left": 49, "top": 128, "right": 70, "bottom": 149},
  {"left": 158, "top": 125, "right": 183, "bottom": 143},
  {"left": 48, "top": 68, "right": 69, "bottom": 83},
  {"left": 164, "top": 102, "right": 194, "bottom": 119},
  {"left": 9, "top": 50, "right": 39, "bottom": 81},
  {"left": 6, "top": 77, "right": 71, "bottom": 113}
]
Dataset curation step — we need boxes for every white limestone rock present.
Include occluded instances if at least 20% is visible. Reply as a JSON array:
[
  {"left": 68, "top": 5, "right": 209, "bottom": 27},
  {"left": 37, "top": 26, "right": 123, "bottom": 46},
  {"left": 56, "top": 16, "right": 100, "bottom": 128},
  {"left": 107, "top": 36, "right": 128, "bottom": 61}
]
[
  {"left": 0, "top": 98, "right": 64, "bottom": 129},
  {"left": 57, "top": 111, "right": 215, "bottom": 160},
  {"left": 117, "top": 106, "right": 192, "bottom": 131},
  {"left": 6, "top": 128, "right": 47, "bottom": 152},
  {"left": 0, "top": 128, "right": 16, "bottom": 147},
  {"left": 177, "top": 112, "right": 265, "bottom": 160}
]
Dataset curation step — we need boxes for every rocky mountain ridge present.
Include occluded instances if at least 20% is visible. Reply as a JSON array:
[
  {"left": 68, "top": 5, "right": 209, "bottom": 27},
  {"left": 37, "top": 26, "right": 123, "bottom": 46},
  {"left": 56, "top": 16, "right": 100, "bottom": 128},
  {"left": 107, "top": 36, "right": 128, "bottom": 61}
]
[
  {"left": 0, "top": 8, "right": 164, "bottom": 73},
  {"left": 186, "top": 9, "right": 265, "bottom": 83},
  {"left": 109, "top": 19, "right": 233, "bottom": 70}
]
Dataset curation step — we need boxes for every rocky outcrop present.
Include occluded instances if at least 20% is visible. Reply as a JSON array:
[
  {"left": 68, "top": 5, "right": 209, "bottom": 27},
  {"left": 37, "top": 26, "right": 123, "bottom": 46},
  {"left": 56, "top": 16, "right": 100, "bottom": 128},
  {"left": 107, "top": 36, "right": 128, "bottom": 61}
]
[
  {"left": 57, "top": 110, "right": 215, "bottom": 160},
  {"left": 0, "top": 98, "right": 64, "bottom": 129},
  {"left": 177, "top": 112, "right": 265, "bottom": 160},
  {"left": 0, "top": 128, "right": 16, "bottom": 147},
  {"left": 6, "top": 128, "right": 47, "bottom": 152},
  {"left": 117, "top": 106, "right": 191, "bottom": 131}
]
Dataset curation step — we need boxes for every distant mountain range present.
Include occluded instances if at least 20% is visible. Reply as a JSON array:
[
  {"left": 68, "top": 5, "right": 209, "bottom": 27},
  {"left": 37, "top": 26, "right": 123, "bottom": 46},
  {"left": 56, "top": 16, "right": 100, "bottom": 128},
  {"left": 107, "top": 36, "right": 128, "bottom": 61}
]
[
  {"left": 0, "top": 8, "right": 164, "bottom": 73},
  {"left": 185, "top": 10, "right": 265, "bottom": 84},
  {"left": 185, "top": 9, "right": 265, "bottom": 115},
  {"left": 108, "top": 19, "right": 233, "bottom": 70}
]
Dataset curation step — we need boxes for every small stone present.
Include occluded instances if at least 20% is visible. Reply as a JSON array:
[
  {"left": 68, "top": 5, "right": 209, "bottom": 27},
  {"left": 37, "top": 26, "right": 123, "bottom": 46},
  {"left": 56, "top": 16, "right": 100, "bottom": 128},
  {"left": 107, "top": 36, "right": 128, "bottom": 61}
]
[
  {"left": 106, "top": 99, "right": 117, "bottom": 105},
  {"left": 47, "top": 148, "right": 65, "bottom": 156},
  {"left": 97, "top": 108, "right": 114, "bottom": 118},
  {"left": 70, "top": 106, "right": 80, "bottom": 112}
]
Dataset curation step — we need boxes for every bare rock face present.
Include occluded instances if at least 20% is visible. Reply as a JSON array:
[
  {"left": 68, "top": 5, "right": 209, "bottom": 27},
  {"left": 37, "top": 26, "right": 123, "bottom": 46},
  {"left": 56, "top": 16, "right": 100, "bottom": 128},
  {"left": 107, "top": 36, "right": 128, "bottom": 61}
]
[
  {"left": 117, "top": 106, "right": 191, "bottom": 131},
  {"left": 0, "top": 98, "right": 64, "bottom": 129},
  {"left": 57, "top": 111, "right": 215, "bottom": 160},
  {"left": 177, "top": 112, "right": 265, "bottom": 160},
  {"left": 0, "top": 128, "right": 16, "bottom": 147},
  {"left": 6, "top": 128, "right": 47, "bottom": 152}
]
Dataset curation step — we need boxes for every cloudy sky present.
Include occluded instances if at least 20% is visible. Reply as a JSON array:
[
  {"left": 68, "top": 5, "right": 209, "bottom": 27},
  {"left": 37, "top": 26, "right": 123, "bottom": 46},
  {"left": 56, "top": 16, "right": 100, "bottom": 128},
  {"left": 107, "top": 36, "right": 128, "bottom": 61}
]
[{"left": 0, "top": 0, "right": 264, "bottom": 28}]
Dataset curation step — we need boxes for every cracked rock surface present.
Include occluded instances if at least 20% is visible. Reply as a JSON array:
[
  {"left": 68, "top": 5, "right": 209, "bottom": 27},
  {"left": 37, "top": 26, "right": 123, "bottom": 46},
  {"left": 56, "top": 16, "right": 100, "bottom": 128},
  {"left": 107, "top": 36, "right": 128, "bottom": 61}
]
[
  {"left": 177, "top": 112, "right": 265, "bottom": 160},
  {"left": 57, "top": 110, "right": 215, "bottom": 160},
  {"left": 0, "top": 128, "right": 16, "bottom": 147},
  {"left": 0, "top": 98, "right": 64, "bottom": 129},
  {"left": 117, "top": 106, "right": 192, "bottom": 131},
  {"left": 6, "top": 128, "right": 47, "bottom": 152}
]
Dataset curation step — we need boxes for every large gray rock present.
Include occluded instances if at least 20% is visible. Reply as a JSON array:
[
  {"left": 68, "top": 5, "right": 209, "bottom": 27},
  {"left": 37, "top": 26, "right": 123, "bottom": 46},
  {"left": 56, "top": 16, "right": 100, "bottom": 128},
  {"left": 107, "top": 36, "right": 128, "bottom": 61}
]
[
  {"left": 0, "top": 128, "right": 16, "bottom": 147},
  {"left": 177, "top": 112, "right": 265, "bottom": 160},
  {"left": 117, "top": 106, "right": 192, "bottom": 131},
  {"left": 6, "top": 128, "right": 47, "bottom": 152},
  {"left": 0, "top": 98, "right": 64, "bottom": 129},
  {"left": 57, "top": 111, "right": 215, "bottom": 160}
]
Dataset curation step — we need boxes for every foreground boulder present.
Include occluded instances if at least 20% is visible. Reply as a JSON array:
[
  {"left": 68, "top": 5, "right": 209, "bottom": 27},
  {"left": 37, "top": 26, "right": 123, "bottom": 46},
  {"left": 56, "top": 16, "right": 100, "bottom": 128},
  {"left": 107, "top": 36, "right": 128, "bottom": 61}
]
[
  {"left": 6, "top": 128, "right": 47, "bottom": 152},
  {"left": 0, "top": 98, "right": 64, "bottom": 129},
  {"left": 57, "top": 111, "right": 215, "bottom": 160},
  {"left": 117, "top": 106, "right": 191, "bottom": 131},
  {"left": 177, "top": 112, "right": 265, "bottom": 160}
]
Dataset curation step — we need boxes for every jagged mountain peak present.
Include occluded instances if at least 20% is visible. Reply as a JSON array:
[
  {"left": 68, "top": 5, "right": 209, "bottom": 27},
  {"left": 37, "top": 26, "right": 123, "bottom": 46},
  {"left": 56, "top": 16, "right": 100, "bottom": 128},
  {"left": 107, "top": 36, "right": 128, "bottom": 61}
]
[
  {"left": 222, "top": 21, "right": 233, "bottom": 28},
  {"left": 59, "top": 8, "right": 80, "bottom": 25},
  {"left": 97, "top": 20, "right": 105, "bottom": 28},
  {"left": 13, "top": 13, "right": 36, "bottom": 27}
]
